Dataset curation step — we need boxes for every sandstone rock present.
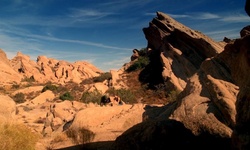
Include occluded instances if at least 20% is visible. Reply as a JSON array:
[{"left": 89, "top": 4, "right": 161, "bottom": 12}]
[
  {"left": 130, "top": 49, "right": 139, "bottom": 61},
  {"left": 240, "top": 25, "right": 250, "bottom": 37},
  {"left": 112, "top": 12, "right": 244, "bottom": 149},
  {"left": 50, "top": 100, "right": 75, "bottom": 122},
  {"left": 0, "top": 49, "right": 22, "bottom": 83},
  {"left": 142, "top": 11, "right": 224, "bottom": 91},
  {"left": 30, "top": 90, "right": 55, "bottom": 105},
  {"left": 0, "top": 50, "right": 103, "bottom": 84},
  {"left": 88, "top": 82, "right": 109, "bottom": 94},
  {"left": 110, "top": 69, "right": 127, "bottom": 89},
  {"left": 246, "top": 0, "right": 250, "bottom": 16},
  {"left": 68, "top": 104, "right": 145, "bottom": 142},
  {"left": 229, "top": 35, "right": 250, "bottom": 149},
  {"left": 0, "top": 95, "right": 16, "bottom": 119}
]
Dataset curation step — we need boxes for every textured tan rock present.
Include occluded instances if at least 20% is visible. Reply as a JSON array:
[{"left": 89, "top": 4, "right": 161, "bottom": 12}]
[
  {"left": 111, "top": 12, "right": 241, "bottom": 149},
  {"left": 143, "top": 12, "right": 224, "bottom": 91},
  {"left": 0, "top": 95, "right": 16, "bottom": 119},
  {"left": 30, "top": 90, "right": 55, "bottom": 105},
  {"left": 0, "top": 49, "right": 22, "bottom": 83},
  {"left": 69, "top": 104, "right": 145, "bottom": 141},
  {"left": 0, "top": 50, "right": 103, "bottom": 84}
]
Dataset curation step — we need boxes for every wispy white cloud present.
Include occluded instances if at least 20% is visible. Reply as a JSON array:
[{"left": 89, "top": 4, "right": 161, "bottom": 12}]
[
  {"left": 28, "top": 34, "right": 131, "bottom": 51},
  {"left": 168, "top": 12, "right": 249, "bottom": 23},
  {"left": 0, "top": 23, "right": 131, "bottom": 51},
  {"left": 195, "top": 12, "right": 220, "bottom": 19},
  {"left": 168, "top": 14, "right": 190, "bottom": 18},
  {"left": 204, "top": 28, "right": 241, "bottom": 41},
  {"left": 219, "top": 14, "right": 250, "bottom": 22},
  {"left": 103, "top": 56, "right": 130, "bottom": 70},
  {"left": 69, "top": 9, "right": 114, "bottom": 18}
]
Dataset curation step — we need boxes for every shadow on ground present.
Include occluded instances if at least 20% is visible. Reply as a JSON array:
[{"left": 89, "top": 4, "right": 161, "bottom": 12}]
[{"left": 55, "top": 141, "right": 114, "bottom": 150}]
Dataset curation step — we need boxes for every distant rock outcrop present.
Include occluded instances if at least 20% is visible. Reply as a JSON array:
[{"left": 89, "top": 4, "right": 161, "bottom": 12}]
[
  {"left": 111, "top": 11, "right": 250, "bottom": 149},
  {"left": 0, "top": 49, "right": 22, "bottom": 84},
  {"left": 0, "top": 50, "right": 103, "bottom": 84}
]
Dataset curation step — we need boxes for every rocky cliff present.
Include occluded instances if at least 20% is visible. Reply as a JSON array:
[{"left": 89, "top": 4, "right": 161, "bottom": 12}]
[{"left": 111, "top": 11, "right": 250, "bottom": 150}]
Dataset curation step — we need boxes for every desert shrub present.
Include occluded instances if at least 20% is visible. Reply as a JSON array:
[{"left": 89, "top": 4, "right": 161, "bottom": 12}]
[
  {"left": 65, "top": 127, "right": 95, "bottom": 145},
  {"left": 21, "top": 76, "right": 35, "bottom": 83},
  {"left": 167, "top": 89, "right": 181, "bottom": 103},
  {"left": 13, "top": 92, "right": 25, "bottom": 103},
  {"left": 138, "top": 48, "right": 148, "bottom": 56},
  {"left": 59, "top": 92, "right": 74, "bottom": 101},
  {"left": 80, "top": 90, "right": 102, "bottom": 104},
  {"left": 80, "top": 78, "right": 94, "bottom": 85},
  {"left": 41, "top": 84, "right": 58, "bottom": 93},
  {"left": 93, "top": 72, "right": 112, "bottom": 83},
  {"left": 126, "top": 56, "right": 149, "bottom": 72},
  {"left": 107, "top": 88, "right": 137, "bottom": 104},
  {"left": 11, "top": 84, "right": 20, "bottom": 89},
  {"left": 0, "top": 121, "right": 39, "bottom": 150}
]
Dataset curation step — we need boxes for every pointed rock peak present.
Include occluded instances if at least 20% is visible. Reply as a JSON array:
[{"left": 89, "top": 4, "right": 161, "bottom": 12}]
[
  {"left": 0, "top": 48, "right": 7, "bottom": 59},
  {"left": 16, "top": 51, "right": 30, "bottom": 60},
  {"left": 0, "top": 48, "right": 9, "bottom": 64}
]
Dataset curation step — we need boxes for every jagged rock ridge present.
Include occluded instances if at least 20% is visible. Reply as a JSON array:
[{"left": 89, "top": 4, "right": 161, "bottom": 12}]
[
  {"left": 111, "top": 11, "right": 250, "bottom": 150},
  {"left": 0, "top": 50, "right": 103, "bottom": 84}
]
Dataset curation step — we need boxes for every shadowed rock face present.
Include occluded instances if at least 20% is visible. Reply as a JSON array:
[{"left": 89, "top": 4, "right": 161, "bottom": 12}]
[
  {"left": 246, "top": 0, "right": 250, "bottom": 16},
  {"left": 141, "top": 12, "right": 224, "bottom": 92},
  {"left": 111, "top": 11, "right": 250, "bottom": 150}
]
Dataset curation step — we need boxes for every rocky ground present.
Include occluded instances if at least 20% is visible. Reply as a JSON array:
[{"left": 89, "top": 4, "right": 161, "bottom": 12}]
[{"left": 9, "top": 85, "right": 153, "bottom": 149}]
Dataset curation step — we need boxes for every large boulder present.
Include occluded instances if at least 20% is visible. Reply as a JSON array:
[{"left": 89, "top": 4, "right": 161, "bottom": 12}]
[{"left": 0, "top": 95, "right": 16, "bottom": 119}]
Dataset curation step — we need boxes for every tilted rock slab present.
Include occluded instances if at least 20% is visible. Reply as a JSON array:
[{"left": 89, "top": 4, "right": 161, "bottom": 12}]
[{"left": 111, "top": 12, "right": 248, "bottom": 150}]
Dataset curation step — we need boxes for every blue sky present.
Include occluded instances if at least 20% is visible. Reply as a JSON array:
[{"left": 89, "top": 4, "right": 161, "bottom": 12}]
[{"left": 0, "top": 0, "right": 249, "bottom": 72}]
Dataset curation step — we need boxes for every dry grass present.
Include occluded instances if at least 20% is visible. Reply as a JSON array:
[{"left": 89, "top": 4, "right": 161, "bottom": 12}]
[
  {"left": 0, "top": 121, "right": 39, "bottom": 150},
  {"left": 124, "top": 70, "right": 168, "bottom": 104},
  {"left": 65, "top": 126, "right": 95, "bottom": 145}
]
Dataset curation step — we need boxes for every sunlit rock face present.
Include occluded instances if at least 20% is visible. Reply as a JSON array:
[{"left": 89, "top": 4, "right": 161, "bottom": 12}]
[{"left": 0, "top": 50, "right": 103, "bottom": 84}]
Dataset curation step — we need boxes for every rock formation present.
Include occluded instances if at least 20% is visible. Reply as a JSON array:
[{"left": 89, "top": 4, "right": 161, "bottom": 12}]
[
  {"left": 142, "top": 12, "right": 224, "bottom": 92},
  {"left": 246, "top": 0, "right": 250, "bottom": 16},
  {"left": 0, "top": 49, "right": 22, "bottom": 84},
  {"left": 231, "top": 1, "right": 250, "bottom": 149},
  {"left": 111, "top": 11, "right": 250, "bottom": 150},
  {"left": 0, "top": 50, "right": 103, "bottom": 84}
]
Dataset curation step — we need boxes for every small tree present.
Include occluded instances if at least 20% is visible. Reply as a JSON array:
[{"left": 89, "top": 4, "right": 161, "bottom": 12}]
[
  {"left": 59, "top": 92, "right": 74, "bottom": 101},
  {"left": 13, "top": 92, "right": 25, "bottom": 103},
  {"left": 41, "top": 84, "right": 58, "bottom": 93},
  {"left": 80, "top": 90, "right": 102, "bottom": 104}
]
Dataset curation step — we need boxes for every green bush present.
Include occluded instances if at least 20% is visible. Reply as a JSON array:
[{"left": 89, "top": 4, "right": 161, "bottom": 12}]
[
  {"left": 59, "top": 92, "right": 74, "bottom": 101},
  {"left": 107, "top": 88, "right": 136, "bottom": 104},
  {"left": 138, "top": 48, "right": 148, "bottom": 56},
  {"left": 93, "top": 72, "right": 112, "bottom": 83},
  {"left": 167, "top": 90, "right": 181, "bottom": 103},
  {"left": 80, "top": 90, "right": 102, "bottom": 104},
  {"left": 0, "top": 121, "right": 39, "bottom": 150},
  {"left": 41, "top": 84, "right": 58, "bottom": 93},
  {"left": 13, "top": 92, "right": 25, "bottom": 104},
  {"left": 126, "top": 56, "right": 149, "bottom": 72}
]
